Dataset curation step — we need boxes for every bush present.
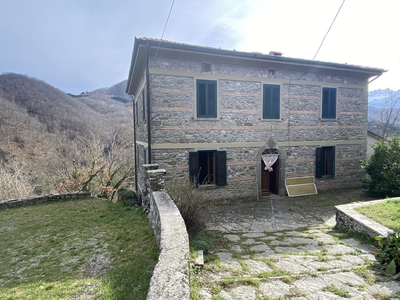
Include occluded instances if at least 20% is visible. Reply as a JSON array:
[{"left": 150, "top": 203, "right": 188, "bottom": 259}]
[
  {"left": 166, "top": 176, "right": 209, "bottom": 237},
  {"left": 362, "top": 135, "right": 400, "bottom": 197},
  {"left": 192, "top": 232, "right": 211, "bottom": 255},
  {"left": 116, "top": 189, "right": 139, "bottom": 206},
  {"left": 375, "top": 232, "right": 400, "bottom": 278}
]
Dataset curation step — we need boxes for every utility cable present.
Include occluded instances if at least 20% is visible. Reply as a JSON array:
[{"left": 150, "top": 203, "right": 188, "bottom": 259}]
[
  {"left": 154, "top": 0, "right": 176, "bottom": 60},
  {"left": 312, "top": 0, "right": 346, "bottom": 60}
]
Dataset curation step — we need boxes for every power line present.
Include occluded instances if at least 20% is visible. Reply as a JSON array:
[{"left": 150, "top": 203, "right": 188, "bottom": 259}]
[
  {"left": 154, "top": 0, "right": 175, "bottom": 60},
  {"left": 312, "top": 0, "right": 346, "bottom": 60}
]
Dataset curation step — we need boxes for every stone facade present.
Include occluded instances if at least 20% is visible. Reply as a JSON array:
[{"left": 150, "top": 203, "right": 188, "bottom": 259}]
[{"left": 127, "top": 38, "right": 384, "bottom": 201}]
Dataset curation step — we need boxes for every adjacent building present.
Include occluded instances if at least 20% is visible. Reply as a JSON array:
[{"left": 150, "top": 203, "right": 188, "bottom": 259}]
[{"left": 126, "top": 37, "right": 384, "bottom": 204}]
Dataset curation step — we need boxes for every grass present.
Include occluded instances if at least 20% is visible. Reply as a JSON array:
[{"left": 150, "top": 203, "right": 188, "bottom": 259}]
[
  {"left": 0, "top": 198, "right": 159, "bottom": 299},
  {"left": 356, "top": 198, "right": 400, "bottom": 232},
  {"left": 323, "top": 284, "right": 350, "bottom": 298}
]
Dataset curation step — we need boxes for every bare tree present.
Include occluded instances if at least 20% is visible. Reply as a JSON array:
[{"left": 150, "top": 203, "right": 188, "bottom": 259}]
[{"left": 375, "top": 90, "right": 400, "bottom": 138}]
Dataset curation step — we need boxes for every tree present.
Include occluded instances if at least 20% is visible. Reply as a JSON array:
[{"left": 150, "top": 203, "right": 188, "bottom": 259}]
[
  {"left": 375, "top": 90, "right": 400, "bottom": 138},
  {"left": 362, "top": 135, "right": 400, "bottom": 197}
]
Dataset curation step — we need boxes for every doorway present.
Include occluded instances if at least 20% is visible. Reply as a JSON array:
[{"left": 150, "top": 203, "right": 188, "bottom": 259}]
[{"left": 261, "top": 155, "right": 279, "bottom": 196}]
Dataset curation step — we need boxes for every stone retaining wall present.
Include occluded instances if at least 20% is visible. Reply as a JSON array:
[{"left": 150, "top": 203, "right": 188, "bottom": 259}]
[
  {"left": 335, "top": 199, "right": 395, "bottom": 239},
  {"left": 144, "top": 164, "right": 190, "bottom": 300},
  {"left": 0, "top": 192, "right": 92, "bottom": 210}
]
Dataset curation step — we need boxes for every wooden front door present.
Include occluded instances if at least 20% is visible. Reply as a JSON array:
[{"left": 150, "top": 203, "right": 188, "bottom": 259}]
[{"left": 261, "top": 158, "right": 279, "bottom": 196}]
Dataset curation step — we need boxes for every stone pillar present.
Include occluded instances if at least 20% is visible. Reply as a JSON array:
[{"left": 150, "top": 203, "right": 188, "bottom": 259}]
[{"left": 143, "top": 164, "right": 167, "bottom": 212}]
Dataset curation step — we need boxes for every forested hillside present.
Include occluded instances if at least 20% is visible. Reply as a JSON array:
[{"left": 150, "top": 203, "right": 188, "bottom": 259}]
[{"left": 0, "top": 73, "right": 134, "bottom": 201}]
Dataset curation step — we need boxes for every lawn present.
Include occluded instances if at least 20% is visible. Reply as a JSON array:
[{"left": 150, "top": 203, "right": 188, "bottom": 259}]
[
  {"left": 0, "top": 198, "right": 159, "bottom": 300},
  {"left": 356, "top": 198, "right": 400, "bottom": 232}
]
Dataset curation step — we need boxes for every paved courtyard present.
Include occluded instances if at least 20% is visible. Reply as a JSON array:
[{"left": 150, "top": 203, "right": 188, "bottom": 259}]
[{"left": 192, "top": 189, "right": 400, "bottom": 300}]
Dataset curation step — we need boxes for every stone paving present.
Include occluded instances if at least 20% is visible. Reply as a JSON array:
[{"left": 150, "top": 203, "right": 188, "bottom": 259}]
[{"left": 191, "top": 189, "right": 400, "bottom": 300}]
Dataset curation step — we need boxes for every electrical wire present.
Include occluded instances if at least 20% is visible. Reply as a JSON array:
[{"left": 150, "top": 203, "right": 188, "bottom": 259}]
[
  {"left": 312, "top": 0, "right": 346, "bottom": 60},
  {"left": 154, "top": 0, "right": 176, "bottom": 60}
]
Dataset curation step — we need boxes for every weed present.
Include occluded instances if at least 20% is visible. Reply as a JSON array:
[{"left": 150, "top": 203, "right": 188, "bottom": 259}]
[
  {"left": 212, "top": 284, "right": 221, "bottom": 294},
  {"left": 237, "top": 278, "right": 260, "bottom": 286},
  {"left": 372, "top": 292, "right": 390, "bottom": 300},
  {"left": 282, "top": 276, "right": 293, "bottom": 284},
  {"left": 323, "top": 284, "right": 350, "bottom": 298},
  {"left": 220, "top": 277, "right": 235, "bottom": 287}
]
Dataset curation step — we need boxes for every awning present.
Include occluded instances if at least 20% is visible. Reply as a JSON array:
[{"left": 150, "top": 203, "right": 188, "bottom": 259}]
[{"left": 262, "top": 154, "right": 278, "bottom": 172}]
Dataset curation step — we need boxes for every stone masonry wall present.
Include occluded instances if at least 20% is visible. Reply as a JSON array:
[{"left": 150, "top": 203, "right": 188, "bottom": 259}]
[
  {"left": 142, "top": 54, "right": 369, "bottom": 198},
  {"left": 0, "top": 192, "right": 92, "bottom": 210}
]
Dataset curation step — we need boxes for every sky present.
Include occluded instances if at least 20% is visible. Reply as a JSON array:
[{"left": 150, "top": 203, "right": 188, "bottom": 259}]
[{"left": 0, "top": 0, "right": 399, "bottom": 94}]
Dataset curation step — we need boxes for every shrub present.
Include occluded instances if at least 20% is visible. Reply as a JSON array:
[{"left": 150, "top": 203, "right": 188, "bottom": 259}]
[
  {"left": 375, "top": 232, "right": 400, "bottom": 278},
  {"left": 166, "top": 176, "right": 209, "bottom": 237},
  {"left": 192, "top": 232, "right": 211, "bottom": 255},
  {"left": 116, "top": 189, "right": 139, "bottom": 206},
  {"left": 362, "top": 135, "right": 400, "bottom": 197}
]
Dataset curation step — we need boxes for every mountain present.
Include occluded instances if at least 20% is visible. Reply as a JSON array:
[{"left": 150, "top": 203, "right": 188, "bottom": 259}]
[{"left": 0, "top": 73, "right": 132, "bottom": 167}]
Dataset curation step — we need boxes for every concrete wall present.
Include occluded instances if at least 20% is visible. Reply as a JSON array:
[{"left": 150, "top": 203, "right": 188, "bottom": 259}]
[{"left": 134, "top": 52, "right": 370, "bottom": 200}]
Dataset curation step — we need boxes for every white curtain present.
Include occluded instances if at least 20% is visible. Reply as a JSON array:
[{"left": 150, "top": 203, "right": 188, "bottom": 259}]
[{"left": 262, "top": 154, "right": 278, "bottom": 172}]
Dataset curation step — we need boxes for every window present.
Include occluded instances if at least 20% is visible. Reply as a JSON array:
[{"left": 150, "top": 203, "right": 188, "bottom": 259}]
[
  {"left": 135, "top": 101, "right": 139, "bottom": 125},
  {"left": 142, "top": 89, "right": 146, "bottom": 121},
  {"left": 189, "top": 150, "right": 226, "bottom": 186},
  {"left": 197, "top": 80, "right": 217, "bottom": 118},
  {"left": 263, "top": 84, "right": 280, "bottom": 119},
  {"left": 316, "top": 146, "right": 335, "bottom": 177},
  {"left": 322, "top": 87, "right": 336, "bottom": 119},
  {"left": 143, "top": 148, "right": 147, "bottom": 165}
]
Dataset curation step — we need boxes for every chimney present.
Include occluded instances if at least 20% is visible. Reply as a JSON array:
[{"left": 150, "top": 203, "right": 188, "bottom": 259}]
[{"left": 269, "top": 51, "right": 282, "bottom": 57}]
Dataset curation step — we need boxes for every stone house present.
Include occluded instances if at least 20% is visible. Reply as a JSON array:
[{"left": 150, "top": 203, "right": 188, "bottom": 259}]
[{"left": 126, "top": 37, "right": 384, "bottom": 203}]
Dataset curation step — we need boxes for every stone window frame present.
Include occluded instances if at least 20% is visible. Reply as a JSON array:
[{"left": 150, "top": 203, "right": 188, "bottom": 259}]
[
  {"left": 321, "top": 87, "right": 337, "bottom": 120},
  {"left": 261, "top": 83, "right": 282, "bottom": 121},
  {"left": 194, "top": 78, "right": 219, "bottom": 120}
]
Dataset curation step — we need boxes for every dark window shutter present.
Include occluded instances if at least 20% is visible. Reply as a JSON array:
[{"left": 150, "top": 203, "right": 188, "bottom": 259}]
[
  {"left": 263, "top": 84, "right": 280, "bottom": 119},
  {"left": 216, "top": 151, "right": 227, "bottom": 186},
  {"left": 142, "top": 90, "right": 146, "bottom": 121},
  {"left": 263, "top": 85, "right": 271, "bottom": 119},
  {"left": 197, "top": 80, "right": 217, "bottom": 118},
  {"left": 135, "top": 101, "right": 138, "bottom": 125},
  {"left": 316, "top": 147, "right": 323, "bottom": 178},
  {"left": 331, "top": 146, "right": 335, "bottom": 177},
  {"left": 208, "top": 82, "right": 217, "bottom": 117},
  {"left": 322, "top": 87, "right": 336, "bottom": 119},
  {"left": 197, "top": 82, "right": 206, "bottom": 116},
  {"left": 144, "top": 148, "right": 147, "bottom": 164},
  {"left": 189, "top": 152, "right": 199, "bottom": 184}
]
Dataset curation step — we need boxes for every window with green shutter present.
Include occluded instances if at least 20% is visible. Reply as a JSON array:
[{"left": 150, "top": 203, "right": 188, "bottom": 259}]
[
  {"left": 263, "top": 84, "right": 280, "bottom": 119},
  {"left": 142, "top": 89, "right": 146, "bottom": 121},
  {"left": 322, "top": 87, "right": 337, "bottom": 119},
  {"left": 197, "top": 80, "right": 217, "bottom": 118},
  {"left": 189, "top": 150, "right": 226, "bottom": 186}
]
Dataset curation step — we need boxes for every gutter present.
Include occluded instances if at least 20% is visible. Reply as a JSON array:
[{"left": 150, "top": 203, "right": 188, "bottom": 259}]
[
  {"left": 146, "top": 43, "right": 152, "bottom": 164},
  {"left": 131, "top": 95, "right": 138, "bottom": 197}
]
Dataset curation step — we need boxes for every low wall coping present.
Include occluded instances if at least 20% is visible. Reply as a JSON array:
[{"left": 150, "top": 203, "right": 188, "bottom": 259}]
[
  {"left": 146, "top": 191, "right": 190, "bottom": 300},
  {"left": 335, "top": 198, "right": 396, "bottom": 239}
]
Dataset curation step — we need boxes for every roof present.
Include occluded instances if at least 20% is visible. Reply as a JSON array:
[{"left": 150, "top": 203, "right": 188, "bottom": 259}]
[
  {"left": 126, "top": 37, "right": 386, "bottom": 94},
  {"left": 367, "top": 130, "right": 384, "bottom": 140}
]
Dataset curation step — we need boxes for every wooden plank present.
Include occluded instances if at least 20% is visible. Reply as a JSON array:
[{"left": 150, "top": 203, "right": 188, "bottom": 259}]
[
  {"left": 285, "top": 176, "right": 314, "bottom": 186},
  {"left": 286, "top": 183, "right": 317, "bottom": 197}
]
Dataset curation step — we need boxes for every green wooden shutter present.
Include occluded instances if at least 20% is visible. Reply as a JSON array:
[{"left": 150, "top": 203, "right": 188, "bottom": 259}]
[
  {"left": 331, "top": 146, "right": 335, "bottom": 177},
  {"left": 316, "top": 147, "right": 323, "bottom": 178},
  {"left": 189, "top": 151, "right": 199, "bottom": 184},
  {"left": 142, "top": 89, "right": 146, "bottom": 121},
  {"left": 207, "top": 82, "right": 217, "bottom": 117},
  {"left": 263, "top": 84, "right": 280, "bottom": 119},
  {"left": 216, "top": 151, "right": 227, "bottom": 186},
  {"left": 322, "top": 88, "right": 336, "bottom": 119},
  {"left": 197, "top": 80, "right": 217, "bottom": 118}
]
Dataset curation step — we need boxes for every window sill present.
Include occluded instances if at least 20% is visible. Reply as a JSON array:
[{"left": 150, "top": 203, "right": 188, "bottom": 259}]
[
  {"left": 260, "top": 118, "right": 282, "bottom": 122},
  {"left": 320, "top": 118, "right": 338, "bottom": 122},
  {"left": 193, "top": 117, "right": 219, "bottom": 121}
]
